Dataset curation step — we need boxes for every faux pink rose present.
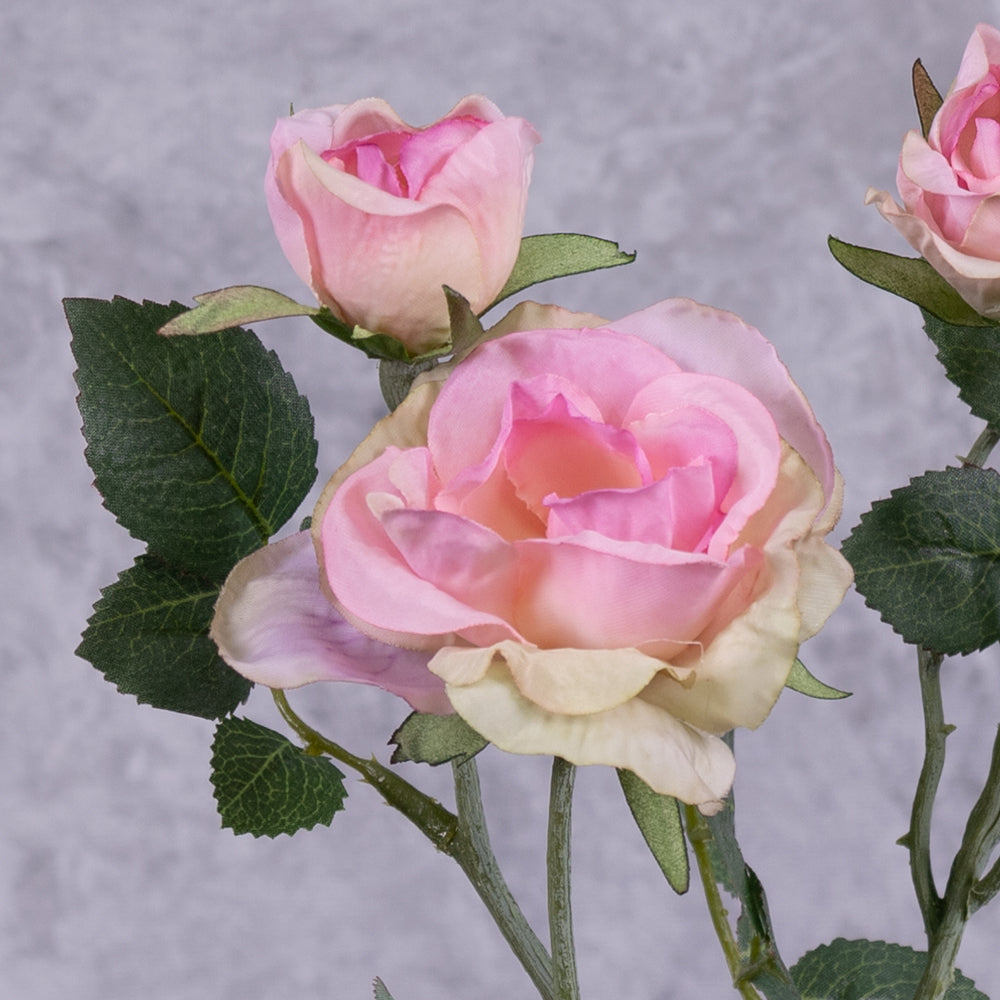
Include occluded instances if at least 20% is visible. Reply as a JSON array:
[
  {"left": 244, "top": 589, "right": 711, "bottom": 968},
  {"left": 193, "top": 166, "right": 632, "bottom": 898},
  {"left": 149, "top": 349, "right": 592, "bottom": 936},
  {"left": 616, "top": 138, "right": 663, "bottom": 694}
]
[
  {"left": 211, "top": 300, "right": 852, "bottom": 811},
  {"left": 265, "top": 95, "right": 539, "bottom": 354},
  {"left": 869, "top": 24, "right": 1000, "bottom": 316}
]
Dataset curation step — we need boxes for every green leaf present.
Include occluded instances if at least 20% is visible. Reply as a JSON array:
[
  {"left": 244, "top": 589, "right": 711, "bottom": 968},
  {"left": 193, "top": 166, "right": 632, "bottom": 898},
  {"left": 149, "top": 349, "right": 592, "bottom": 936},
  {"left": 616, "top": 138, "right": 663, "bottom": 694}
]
[
  {"left": 68, "top": 297, "right": 317, "bottom": 582},
  {"left": 157, "top": 285, "right": 319, "bottom": 336},
  {"left": 923, "top": 309, "right": 1000, "bottom": 426},
  {"left": 389, "top": 711, "right": 487, "bottom": 766},
  {"left": 827, "top": 238, "right": 995, "bottom": 328},
  {"left": 444, "top": 285, "right": 486, "bottom": 358},
  {"left": 791, "top": 938, "right": 987, "bottom": 999},
  {"left": 211, "top": 716, "right": 347, "bottom": 837},
  {"left": 372, "top": 978, "right": 396, "bottom": 1000},
  {"left": 377, "top": 356, "right": 440, "bottom": 411},
  {"left": 842, "top": 467, "right": 1000, "bottom": 654},
  {"left": 913, "top": 59, "right": 944, "bottom": 139},
  {"left": 488, "top": 233, "right": 636, "bottom": 309},
  {"left": 785, "top": 659, "right": 851, "bottom": 700},
  {"left": 76, "top": 555, "right": 250, "bottom": 719},
  {"left": 310, "top": 309, "right": 450, "bottom": 363},
  {"left": 617, "top": 769, "right": 689, "bottom": 894}
]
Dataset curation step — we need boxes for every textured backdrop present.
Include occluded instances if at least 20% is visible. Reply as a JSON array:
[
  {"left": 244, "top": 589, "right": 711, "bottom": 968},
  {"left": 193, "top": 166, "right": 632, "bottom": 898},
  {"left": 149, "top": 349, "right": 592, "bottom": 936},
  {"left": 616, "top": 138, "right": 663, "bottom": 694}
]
[{"left": 5, "top": 0, "right": 1000, "bottom": 997}]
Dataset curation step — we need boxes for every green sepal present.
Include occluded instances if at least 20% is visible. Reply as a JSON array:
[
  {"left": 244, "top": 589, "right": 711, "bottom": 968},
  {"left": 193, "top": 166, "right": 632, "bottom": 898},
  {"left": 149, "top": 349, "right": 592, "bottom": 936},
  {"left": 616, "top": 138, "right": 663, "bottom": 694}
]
[
  {"left": 923, "top": 309, "right": 1000, "bottom": 426},
  {"left": 211, "top": 716, "right": 347, "bottom": 837},
  {"left": 389, "top": 711, "right": 488, "bottom": 766},
  {"left": 488, "top": 233, "right": 636, "bottom": 310},
  {"left": 76, "top": 554, "right": 251, "bottom": 719},
  {"left": 372, "top": 979, "right": 396, "bottom": 1000},
  {"left": 310, "top": 308, "right": 452, "bottom": 364},
  {"left": 68, "top": 296, "right": 317, "bottom": 582},
  {"left": 912, "top": 59, "right": 943, "bottom": 139},
  {"left": 784, "top": 659, "right": 851, "bottom": 700},
  {"left": 617, "top": 769, "right": 689, "bottom": 894},
  {"left": 157, "top": 285, "right": 319, "bottom": 336},
  {"left": 841, "top": 467, "right": 1000, "bottom": 654},
  {"left": 827, "top": 238, "right": 995, "bottom": 328},
  {"left": 790, "top": 938, "right": 987, "bottom": 999}
]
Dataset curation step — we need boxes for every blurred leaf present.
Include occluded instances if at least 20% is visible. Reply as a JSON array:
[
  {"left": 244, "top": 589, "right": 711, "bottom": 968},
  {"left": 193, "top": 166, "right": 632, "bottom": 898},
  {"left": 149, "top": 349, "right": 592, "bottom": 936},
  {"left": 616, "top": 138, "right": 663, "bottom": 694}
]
[
  {"left": 211, "top": 716, "right": 347, "bottom": 837},
  {"left": 618, "top": 769, "right": 689, "bottom": 893},
  {"left": 842, "top": 467, "right": 1000, "bottom": 654},
  {"left": 489, "top": 233, "right": 636, "bottom": 309},
  {"left": 77, "top": 555, "right": 250, "bottom": 719},
  {"left": 372, "top": 979, "right": 396, "bottom": 1000},
  {"left": 913, "top": 59, "right": 943, "bottom": 139},
  {"left": 390, "top": 712, "right": 487, "bottom": 766},
  {"left": 158, "top": 285, "right": 319, "bottom": 336},
  {"left": 923, "top": 309, "right": 1000, "bottom": 426},
  {"left": 791, "top": 938, "right": 987, "bottom": 999},
  {"left": 827, "top": 238, "right": 995, "bottom": 328},
  {"left": 68, "top": 296, "right": 317, "bottom": 582},
  {"left": 785, "top": 659, "right": 851, "bottom": 700}
]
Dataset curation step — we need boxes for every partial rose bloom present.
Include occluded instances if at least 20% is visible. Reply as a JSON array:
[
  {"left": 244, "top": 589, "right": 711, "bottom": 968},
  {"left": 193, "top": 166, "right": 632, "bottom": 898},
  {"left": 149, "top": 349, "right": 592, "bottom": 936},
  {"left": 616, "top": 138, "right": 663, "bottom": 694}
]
[
  {"left": 266, "top": 95, "right": 539, "bottom": 353},
  {"left": 212, "top": 300, "right": 852, "bottom": 812},
  {"left": 869, "top": 23, "right": 1000, "bottom": 316}
]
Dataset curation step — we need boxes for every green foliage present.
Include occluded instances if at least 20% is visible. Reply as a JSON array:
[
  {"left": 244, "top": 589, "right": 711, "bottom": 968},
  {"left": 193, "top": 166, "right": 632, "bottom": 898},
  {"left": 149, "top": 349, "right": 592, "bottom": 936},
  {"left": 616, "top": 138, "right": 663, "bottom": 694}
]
[
  {"left": 390, "top": 712, "right": 488, "bottom": 766},
  {"left": 489, "top": 233, "right": 636, "bottom": 309},
  {"left": 372, "top": 979, "right": 396, "bottom": 1000},
  {"left": 310, "top": 308, "right": 443, "bottom": 363},
  {"left": 77, "top": 555, "right": 250, "bottom": 719},
  {"left": 617, "top": 769, "right": 689, "bottom": 894},
  {"left": 827, "top": 238, "right": 995, "bottom": 328},
  {"left": 784, "top": 659, "right": 851, "bottom": 700},
  {"left": 912, "top": 59, "right": 944, "bottom": 139},
  {"left": 211, "top": 716, "right": 347, "bottom": 837},
  {"left": 923, "top": 310, "right": 1000, "bottom": 427},
  {"left": 68, "top": 296, "right": 318, "bottom": 583},
  {"left": 842, "top": 468, "right": 1000, "bottom": 655},
  {"left": 157, "top": 285, "right": 319, "bottom": 336},
  {"left": 791, "top": 939, "right": 987, "bottom": 999}
]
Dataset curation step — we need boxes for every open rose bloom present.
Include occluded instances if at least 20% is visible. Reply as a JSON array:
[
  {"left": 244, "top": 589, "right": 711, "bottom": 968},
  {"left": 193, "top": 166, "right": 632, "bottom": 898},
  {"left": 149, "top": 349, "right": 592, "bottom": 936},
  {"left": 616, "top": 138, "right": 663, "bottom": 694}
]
[
  {"left": 212, "top": 300, "right": 852, "bottom": 812},
  {"left": 266, "top": 95, "right": 539, "bottom": 353},
  {"left": 869, "top": 23, "right": 1000, "bottom": 316}
]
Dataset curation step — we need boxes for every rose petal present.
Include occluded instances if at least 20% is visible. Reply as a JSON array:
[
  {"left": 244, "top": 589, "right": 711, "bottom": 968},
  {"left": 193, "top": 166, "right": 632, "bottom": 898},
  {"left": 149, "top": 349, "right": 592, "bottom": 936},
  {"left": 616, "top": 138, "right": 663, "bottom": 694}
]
[{"left": 210, "top": 532, "right": 450, "bottom": 713}]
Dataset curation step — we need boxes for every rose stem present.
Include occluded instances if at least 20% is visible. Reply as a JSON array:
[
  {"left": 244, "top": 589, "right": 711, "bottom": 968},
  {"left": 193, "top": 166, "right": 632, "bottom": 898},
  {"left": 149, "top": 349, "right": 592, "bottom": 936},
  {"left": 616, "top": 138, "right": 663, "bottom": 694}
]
[
  {"left": 546, "top": 757, "right": 580, "bottom": 1000},
  {"left": 272, "top": 690, "right": 556, "bottom": 1000}
]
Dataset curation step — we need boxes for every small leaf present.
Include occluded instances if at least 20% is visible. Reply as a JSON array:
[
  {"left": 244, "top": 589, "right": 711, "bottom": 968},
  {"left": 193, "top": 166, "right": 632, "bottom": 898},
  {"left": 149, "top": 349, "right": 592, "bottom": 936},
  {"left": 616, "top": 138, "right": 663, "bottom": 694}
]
[
  {"left": 923, "top": 309, "right": 1000, "bottom": 427},
  {"left": 444, "top": 286, "right": 485, "bottom": 358},
  {"left": 785, "top": 659, "right": 851, "bottom": 700},
  {"left": 791, "top": 938, "right": 987, "bottom": 999},
  {"left": 390, "top": 712, "right": 487, "bottom": 766},
  {"left": 158, "top": 285, "right": 319, "bottom": 336},
  {"left": 211, "top": 716, "right": 347, "bottom": 837},
  {"left": 842, "top": 467, "right": 1000, "bottom": 654},
  {"left": 913, "top": 59, "right": 944, "bottom": 139},
  {"left": 77, "top": 555, "right": 251, "bottom": 719},
  {"left": 827, "top": 238, "right": 995, "bottom": 328},
  {"left": 310, "top": 309, "right": 449, "bottom": 363},
  {"left": 617, "top": 768, "right": 689, "bottom": 893},
  {"left": 68, "top": 296, "right": 317, "bottom": 582},
  {"left": 378, "top": 356, "right": 440, "bottom": 411},
  {"left": 489, "top": 233, "right": 636, "bottom": 309},
  {"left": 372, "top": 978, "right": 396, "bottom": 1000}
]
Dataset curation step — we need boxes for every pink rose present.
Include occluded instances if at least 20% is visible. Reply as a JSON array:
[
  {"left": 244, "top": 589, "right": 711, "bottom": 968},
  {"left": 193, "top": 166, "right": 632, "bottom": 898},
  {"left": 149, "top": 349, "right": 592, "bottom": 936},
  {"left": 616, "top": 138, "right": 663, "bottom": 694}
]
[
  {"left": 265, "top": 95, "right": 539, "bottom": 353},
  {"left": 211, "top": 300, "right": 852, "bottom": 811},
  {"left": 869, "top": 24, "right": 1000, "bottom": 317}
]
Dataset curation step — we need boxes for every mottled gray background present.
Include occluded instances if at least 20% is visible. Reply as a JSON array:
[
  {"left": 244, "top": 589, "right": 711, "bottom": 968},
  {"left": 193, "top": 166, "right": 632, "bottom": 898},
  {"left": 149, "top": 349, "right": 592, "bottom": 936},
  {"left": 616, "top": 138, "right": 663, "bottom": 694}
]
[{"left": 5, "top": 0, "right": 1000, "bottom": 997}]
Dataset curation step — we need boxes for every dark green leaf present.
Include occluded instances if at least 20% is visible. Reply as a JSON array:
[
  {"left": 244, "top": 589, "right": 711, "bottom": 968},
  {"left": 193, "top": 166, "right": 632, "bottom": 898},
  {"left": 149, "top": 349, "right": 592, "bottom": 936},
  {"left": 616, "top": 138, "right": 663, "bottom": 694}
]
[
  {"left": 785, "top": 659, "right": 851, "bottom": 700},
  {"left": 913, "top": 59, "right": 944, "bottom": 139},
  {"left": 211, "top": 716, "right": 347, "bottom": 837},
  {"left": 76, "top": 555, "right": 250, "bottom": 719},
  {"left": 488, "top": 233, "right": 636, "bottom": 309},
  {"left": 389, "top": 712, "right": 487, "bottom": 766},
  {"left": 842, "top": 467, "right": 1000, "bottom": 654},
  {"left": 827, "top": 238, "right": 995, "bottom": 328},
  {"left": 68, "top": 297, "right": 317, "bottom": 582},
  {"left": 378, "top": 356, "right": 440, "bottom": 411},
  {"left": 372, "top": 978, "right": 396, "bottom": 1000},
  {"left": 923, "top": 309, "right": 1000, "bottom": 426},
  {"left": 791, "top": 938, "right": 987, "bottom": 999},
  {"left": 158, "top": 285, "right": 319, "bottom": 336},
  {"left": 444, "top": 286, "right": 486, "bottom": 358},
  {"left": 617, "top": 769, "right": 689, "bottom": 893}
]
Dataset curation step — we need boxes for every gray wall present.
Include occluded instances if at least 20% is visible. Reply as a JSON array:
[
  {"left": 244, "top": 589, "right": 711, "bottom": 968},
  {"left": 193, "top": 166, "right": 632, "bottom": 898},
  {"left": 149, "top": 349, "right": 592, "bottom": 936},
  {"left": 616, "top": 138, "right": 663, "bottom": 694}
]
[{"left": 5, "top": 1, "right": 1000, "bottom": 997}]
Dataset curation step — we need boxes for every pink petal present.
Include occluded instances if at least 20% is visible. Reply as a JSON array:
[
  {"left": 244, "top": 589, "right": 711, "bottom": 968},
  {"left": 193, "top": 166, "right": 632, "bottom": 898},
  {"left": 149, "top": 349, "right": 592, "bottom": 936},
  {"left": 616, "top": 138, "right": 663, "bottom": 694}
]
[
  {"left": 400, "top": 117, "right": 486, "bottom": 197},
  {"left": 210, "top": 532, "right": 450, "bottom": 713}
]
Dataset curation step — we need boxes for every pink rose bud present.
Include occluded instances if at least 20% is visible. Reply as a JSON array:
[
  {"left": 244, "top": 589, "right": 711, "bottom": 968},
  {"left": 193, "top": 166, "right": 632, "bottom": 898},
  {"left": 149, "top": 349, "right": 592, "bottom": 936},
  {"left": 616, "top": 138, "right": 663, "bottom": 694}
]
[
  {"left": 869, "top": 24, "right": 1000, "bottom": 317},
  {"left": 265, "top": 95, "right": 540, "bottom": 353},
  {"left": 211, "top": 299, "right": 853, "bottom": 812}
]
